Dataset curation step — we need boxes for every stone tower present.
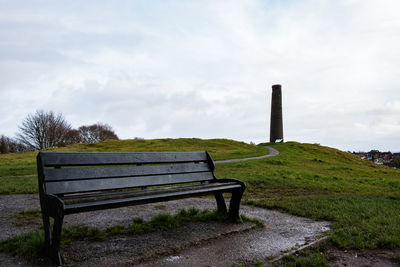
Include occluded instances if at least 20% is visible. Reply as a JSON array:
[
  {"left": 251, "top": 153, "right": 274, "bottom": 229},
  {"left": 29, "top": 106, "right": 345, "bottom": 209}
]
[{"left": 270, "top": 84, "right": 283, "bottom": 143}]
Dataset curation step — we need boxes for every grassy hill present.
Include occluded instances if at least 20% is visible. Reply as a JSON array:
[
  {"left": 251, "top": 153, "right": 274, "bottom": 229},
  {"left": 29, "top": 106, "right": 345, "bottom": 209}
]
[
  {"left": 215, "top": 141, "right": 400, "bottom": 250},
  {"left": 1, "top": 138, "right": 399, "bottom": 251},
  {"left": 0, "top": 138, "right": 268, "bottom": 194}
]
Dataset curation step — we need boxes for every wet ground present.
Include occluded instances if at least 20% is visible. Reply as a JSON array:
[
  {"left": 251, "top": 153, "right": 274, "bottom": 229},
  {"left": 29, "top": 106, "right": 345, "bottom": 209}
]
[{"left": 0, "top": 194, "right": 330, "bottom": 266}]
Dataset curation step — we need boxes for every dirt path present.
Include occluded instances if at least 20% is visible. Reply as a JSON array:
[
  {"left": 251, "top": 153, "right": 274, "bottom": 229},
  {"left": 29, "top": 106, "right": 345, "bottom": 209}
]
[{"left": 215, "top": 146, "right": 279, "bottom": 164}]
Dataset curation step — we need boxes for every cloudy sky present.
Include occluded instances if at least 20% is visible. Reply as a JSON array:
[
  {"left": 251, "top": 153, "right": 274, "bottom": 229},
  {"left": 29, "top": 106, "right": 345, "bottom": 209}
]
[{"left": 1, "top": 0, "right": 399, "bottom": 152}]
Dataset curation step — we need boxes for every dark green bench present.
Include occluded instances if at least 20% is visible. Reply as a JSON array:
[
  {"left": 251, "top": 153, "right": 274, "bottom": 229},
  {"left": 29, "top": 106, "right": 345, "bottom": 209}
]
[{"left": 37, "top": 151, "right": 246, "bottom": 265}]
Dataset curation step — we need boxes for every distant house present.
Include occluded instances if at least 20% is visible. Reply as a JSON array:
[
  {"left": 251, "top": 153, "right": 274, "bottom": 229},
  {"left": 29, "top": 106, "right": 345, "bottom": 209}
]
[
  {"left": 354, "top": 150, "right": 398, "bottom": 167},
  {"left": 384, "top": 152, "right": 393, "bottom": 162}
]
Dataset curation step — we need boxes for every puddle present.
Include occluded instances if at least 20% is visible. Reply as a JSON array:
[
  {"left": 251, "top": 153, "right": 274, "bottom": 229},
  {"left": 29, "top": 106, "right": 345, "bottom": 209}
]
[{"left": 165, "top": 256, "right": 181, "bottom": 262}]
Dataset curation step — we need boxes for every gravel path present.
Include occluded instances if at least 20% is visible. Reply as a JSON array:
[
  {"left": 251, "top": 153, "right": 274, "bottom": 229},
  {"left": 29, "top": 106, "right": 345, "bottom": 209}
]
[{"left": 215, "top": 146, "right": 279, "bottom": 164}]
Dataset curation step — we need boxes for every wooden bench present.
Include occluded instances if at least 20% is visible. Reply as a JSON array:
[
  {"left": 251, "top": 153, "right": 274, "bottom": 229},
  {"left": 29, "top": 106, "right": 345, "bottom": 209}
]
[{"left": 37, "top": 151, "right": 246, "bottom": 265}]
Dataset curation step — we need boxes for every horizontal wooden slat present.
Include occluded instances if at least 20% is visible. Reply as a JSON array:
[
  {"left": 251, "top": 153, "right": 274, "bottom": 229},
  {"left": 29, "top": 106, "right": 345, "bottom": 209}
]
[
  {"left": 43, "top": 162, "right": 211, "bottom": 181},
  {"left": 64, "top": 183, "right": 242, "bottom": 214},
  {"left": 61, "top": 182, "right": 239, "bottom": 204},
  {"left": 39, "top": 152, "right": 208, "bottom": 167},
  {"left": 46, "top": 172, "right": 214, "bottom": 194}
]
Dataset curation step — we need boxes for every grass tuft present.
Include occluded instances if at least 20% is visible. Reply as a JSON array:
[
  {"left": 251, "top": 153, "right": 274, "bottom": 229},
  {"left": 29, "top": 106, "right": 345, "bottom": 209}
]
[
  {"left": 281, "top": 252, "right": 329, "bottom": 267},
  {"left": 124, "top": 208, "right": 235, "bottom": 235},
  {"left": 392, "top": 253, "right": 400, "bottom": 264},
  {"left": 15, "top": 209, "right": 42, "bottom": 220},
  {"left": 0, "top": 231, "right": 45, "bottom": 257},
  {"left": 13, "top": 209, "right": 42, "bottom": 227},
  {"left": 62, "top": 225, "right": 105, "bottom": 242},
  {"left": 240, "top": 214, "right": 265, "bottom": 228},
  {"left": 105, "top": 225, "right": 125, "bottom": 235},
  {"left": 150, "top": 213, "right": 180, "bottom": 230}
]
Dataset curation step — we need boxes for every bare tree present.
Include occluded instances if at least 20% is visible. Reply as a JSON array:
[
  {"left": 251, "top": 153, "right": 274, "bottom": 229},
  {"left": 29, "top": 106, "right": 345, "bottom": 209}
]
[
  {"left": 78, "top": 123, "right": 118, "bottom": 143},
  {"left": 0, "top": 135, "right": 10, "bottom": 153},
  {"left": 0, "top": 135, "right": 27, "bottom": 153},
  {"left": 17, "top": 110, "right": 72, "bottom": 150},
  {"left": 64, "top": 129, "right": 82, "bottom": 145}
]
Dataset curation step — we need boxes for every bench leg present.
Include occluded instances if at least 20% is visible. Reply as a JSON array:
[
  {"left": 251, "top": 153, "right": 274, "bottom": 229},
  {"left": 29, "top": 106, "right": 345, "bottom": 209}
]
[
  {"left": 50, "top": 214, "right": 64, "bottom": 266},
  {"left": 228, "top": 188, "right": 244, "bottom": 221},
  {"left": 214, "top": 192, "right": 227, "bottom": 214},
  {"left": 42, "top": 214, "right": 52, "bottom": 254}
]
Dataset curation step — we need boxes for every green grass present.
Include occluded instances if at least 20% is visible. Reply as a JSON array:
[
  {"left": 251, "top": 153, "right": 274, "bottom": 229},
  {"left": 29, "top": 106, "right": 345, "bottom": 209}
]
[
  {"left": 392, "top": 253, "right": 400, "bottom": 264},
  {"left": 274, "top": 242, "right": 331, "bottom": 267},
  {"left": 62, "top": 225, "right": 106, "bottom": 244},
  {"left": 109, "top": 207, "right": 235, "bottom": 235},
  {"left": 0, "top": 138, "right": 268, "bottom": 194},
  {"left": 0, "top": 175, "right": 37, "bottom": 194},
  {"left": 240, "top": 214, "right": 265, "bottom": 228},
  {"left": 0, "top": 231, "right": 45, "bottom": 258},
  {"left": 45, "top": 138, "right": 268, "bottom": 160},
  {"left": 14, "top": 209, "right": 42, "bottom": 220},
  {"left": 13, "top": 209, "right": 42, "bottom": 227},
  {"left": 281, "top": 252, "right": 329, "bottom": 267}
]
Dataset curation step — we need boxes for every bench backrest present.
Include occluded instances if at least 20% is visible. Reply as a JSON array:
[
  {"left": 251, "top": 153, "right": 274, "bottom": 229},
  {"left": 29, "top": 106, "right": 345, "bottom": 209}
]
[{"left": 37, "top": 151, "right": 216, "bottom": 195}]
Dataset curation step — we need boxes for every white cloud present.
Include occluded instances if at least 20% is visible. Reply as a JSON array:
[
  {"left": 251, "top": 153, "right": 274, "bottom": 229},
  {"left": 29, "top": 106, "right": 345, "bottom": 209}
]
[{"left": 0, "top": 0, "right": 399, "bottom": 151}]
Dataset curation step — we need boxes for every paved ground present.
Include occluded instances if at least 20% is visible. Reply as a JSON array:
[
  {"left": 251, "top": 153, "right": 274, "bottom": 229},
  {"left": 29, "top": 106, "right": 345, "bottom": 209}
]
[{"left": 0, "top": 194, "right": 330, "bottom": 266}]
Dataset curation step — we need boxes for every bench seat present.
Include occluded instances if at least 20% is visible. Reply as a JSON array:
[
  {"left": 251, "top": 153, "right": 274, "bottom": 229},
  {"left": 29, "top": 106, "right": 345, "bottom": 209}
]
[{"left": 59, "top": 181, "right": 242, "bottom": 214}]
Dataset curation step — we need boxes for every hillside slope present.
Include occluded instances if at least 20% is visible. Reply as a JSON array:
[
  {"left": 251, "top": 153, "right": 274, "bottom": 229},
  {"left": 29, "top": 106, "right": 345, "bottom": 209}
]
[
  {"left": 0, "top": 138, "right": 268, "bottom": 194},
  {"left": 215, "top": 141, "right": 400, "bottom": 249}
]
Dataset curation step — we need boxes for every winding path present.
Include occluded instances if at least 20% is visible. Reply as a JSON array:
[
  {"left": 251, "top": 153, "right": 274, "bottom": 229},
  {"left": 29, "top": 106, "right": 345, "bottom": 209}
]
[{"left": 215, "top": 146, "right": 279, "bottom": 164}]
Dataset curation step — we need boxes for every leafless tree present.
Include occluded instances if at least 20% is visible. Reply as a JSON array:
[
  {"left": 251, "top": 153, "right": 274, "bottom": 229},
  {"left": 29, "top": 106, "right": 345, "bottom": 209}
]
[
  {"left": 0, "top": 135, "right": 27, "bottom": 153},
  {"left": 17, "top": 110, "right": 72, "bottom": 150},
  {"left": 65, "top": 129, "right": 82, "bottom": 145},
  {"left": 0, "top": 135, "right": 10, "bottom": 153},
  {"left": 78, "top": 123, "right": 118, "bottom": 143}
]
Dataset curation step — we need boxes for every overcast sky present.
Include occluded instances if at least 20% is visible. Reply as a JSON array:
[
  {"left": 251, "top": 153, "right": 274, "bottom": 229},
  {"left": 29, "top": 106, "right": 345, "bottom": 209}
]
[{"left": 1, "top": 0, "right": 399, "bottom": 152}]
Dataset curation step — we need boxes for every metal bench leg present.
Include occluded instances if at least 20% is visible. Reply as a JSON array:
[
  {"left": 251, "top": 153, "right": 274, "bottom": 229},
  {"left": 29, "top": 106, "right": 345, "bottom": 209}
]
[
  {"left": 42, "top": 213, "right": 52, "bottom": 255},
  {"left": 50, "top": 213, "right": 64, "bottom": 266},
  {"left": 214, "top": 192, "right": 227, "bottom": 214},
  {"left": 228, "top": 188, "right": 244, "bottom": 221}
]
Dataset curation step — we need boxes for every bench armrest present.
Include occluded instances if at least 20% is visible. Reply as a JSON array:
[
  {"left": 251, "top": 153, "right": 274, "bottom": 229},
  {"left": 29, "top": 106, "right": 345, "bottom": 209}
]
[{"left": 40, "top": 193, "right": 65, "bottom": 218}]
